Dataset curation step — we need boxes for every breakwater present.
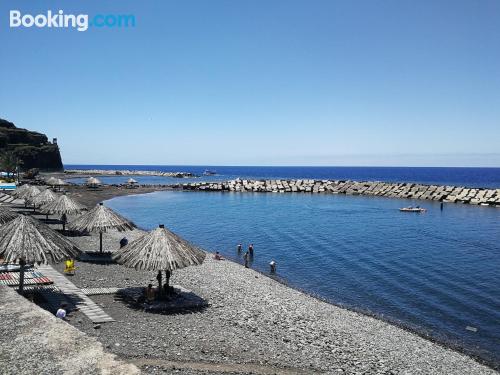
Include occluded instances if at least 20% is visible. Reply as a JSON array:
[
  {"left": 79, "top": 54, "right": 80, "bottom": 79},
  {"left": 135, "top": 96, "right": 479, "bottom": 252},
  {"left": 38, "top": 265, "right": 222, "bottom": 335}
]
[
  {"left": 65, "top": 169, "right": 197, "bottom": 178},
  {"left": 177, "top": 179, "right": 500, "bottom": 206}
]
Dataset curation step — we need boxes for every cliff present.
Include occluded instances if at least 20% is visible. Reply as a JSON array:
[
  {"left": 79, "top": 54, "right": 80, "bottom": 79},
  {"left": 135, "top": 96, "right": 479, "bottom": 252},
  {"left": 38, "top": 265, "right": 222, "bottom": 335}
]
[{"left": 0, "top": 118, "right": 63, "bottom": 171}]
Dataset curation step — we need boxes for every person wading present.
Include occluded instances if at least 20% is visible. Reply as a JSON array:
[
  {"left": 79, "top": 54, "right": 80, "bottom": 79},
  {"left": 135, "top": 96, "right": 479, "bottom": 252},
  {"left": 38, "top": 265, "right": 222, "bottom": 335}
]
[{"left": 243, "top": 251, "right": 250, "bottom": 268}]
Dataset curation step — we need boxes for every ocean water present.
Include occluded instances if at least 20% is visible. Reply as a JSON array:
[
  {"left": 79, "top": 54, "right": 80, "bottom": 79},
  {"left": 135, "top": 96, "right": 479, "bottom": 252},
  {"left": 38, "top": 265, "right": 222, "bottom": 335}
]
[
  {"left": 65, "top": 165, "right": 500, "bottom": 188},
  {"left": 106, "top": 190, "right": 500, "bottom": 367}
]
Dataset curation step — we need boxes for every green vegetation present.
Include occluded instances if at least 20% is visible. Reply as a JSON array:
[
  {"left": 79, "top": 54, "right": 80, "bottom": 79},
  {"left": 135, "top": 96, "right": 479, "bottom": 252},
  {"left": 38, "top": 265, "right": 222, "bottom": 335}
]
[{"left": 0, "top": 118, "right": 63, "bottom": 171}]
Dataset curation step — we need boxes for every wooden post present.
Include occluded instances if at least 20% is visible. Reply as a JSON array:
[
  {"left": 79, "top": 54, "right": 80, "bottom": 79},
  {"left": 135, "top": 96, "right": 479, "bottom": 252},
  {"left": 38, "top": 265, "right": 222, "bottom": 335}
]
[
  {"left": 19, "top": 258, "right": 26, "bottom": 294},
  {"left": 99, "top": 232, "right": 103, "bottom": 253},
  {"left": 157, "top": 271, "right": 162, "bottom": 299}
]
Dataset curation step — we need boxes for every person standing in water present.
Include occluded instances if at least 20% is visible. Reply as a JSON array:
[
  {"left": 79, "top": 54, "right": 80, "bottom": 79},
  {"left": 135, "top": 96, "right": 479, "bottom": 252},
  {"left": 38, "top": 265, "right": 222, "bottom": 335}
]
[
  {"left": 237, "top": 243, "right": 242, "bottom": 253},
  {"left": 243, "top": 251, "right": 250, "bottom": 268},
  {"left": 269, "top": 260, "right": 277, "bottom": 273},
  {"left": 248, "top": 244, "right": 254, "bottom": 255}
]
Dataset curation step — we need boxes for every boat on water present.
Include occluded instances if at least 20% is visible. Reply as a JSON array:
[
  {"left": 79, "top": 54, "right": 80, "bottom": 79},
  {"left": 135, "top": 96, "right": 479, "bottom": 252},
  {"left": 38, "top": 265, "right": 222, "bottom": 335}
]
[
  {"left": 399, "top": 206, "right": 427, "bottom": 213},
  {"left": 203, "top": 169, "right": 217, "bottom": 176}
]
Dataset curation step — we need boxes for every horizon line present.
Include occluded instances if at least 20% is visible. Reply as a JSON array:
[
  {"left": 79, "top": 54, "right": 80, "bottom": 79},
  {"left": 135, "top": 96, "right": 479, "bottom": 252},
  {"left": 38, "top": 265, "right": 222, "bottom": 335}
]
[{"left": 63, "top": 163, "right": 500, "bottom": 169}]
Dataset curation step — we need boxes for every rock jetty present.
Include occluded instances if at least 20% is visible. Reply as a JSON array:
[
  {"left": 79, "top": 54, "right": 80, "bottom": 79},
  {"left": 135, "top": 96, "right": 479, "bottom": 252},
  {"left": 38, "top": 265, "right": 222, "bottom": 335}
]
[
  {"left": 65, "top": 169, "right": 197, "bottom": 178},
  {"left": 178, "top": 179, "right": 500, "bottom": 206}
]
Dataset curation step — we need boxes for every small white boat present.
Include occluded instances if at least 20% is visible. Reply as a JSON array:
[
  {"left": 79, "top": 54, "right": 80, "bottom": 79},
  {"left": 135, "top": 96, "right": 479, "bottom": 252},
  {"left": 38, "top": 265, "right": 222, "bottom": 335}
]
[
  {"left": 203, "top": 169, "right": 217, "bottom": 176},
  {"left": 399, "top": 207, "right": 427, "bottom": 213}
]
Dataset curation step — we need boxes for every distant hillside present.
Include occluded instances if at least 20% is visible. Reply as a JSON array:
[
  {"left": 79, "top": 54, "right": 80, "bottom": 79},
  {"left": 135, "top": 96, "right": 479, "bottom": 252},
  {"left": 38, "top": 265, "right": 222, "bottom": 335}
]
[{"left": 0, "top": 118, "right": 63, "bottom": 171}]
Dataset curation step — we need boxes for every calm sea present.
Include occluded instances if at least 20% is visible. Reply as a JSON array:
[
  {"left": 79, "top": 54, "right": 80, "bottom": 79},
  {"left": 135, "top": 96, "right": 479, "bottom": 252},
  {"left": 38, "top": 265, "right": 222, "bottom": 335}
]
[
  {"left": 71, "top": 165, "right": 499, "bottom": 366},
  {"left": 65, "top": 165, "right": 500, "bottom": 188},
  {"left": 105, "top": 189, "right": 500, "bottom": 368}
]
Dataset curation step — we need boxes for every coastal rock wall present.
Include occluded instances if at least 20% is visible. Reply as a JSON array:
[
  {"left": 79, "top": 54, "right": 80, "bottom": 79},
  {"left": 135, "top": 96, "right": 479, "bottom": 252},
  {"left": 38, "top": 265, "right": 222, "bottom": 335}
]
[
  {"left": 0, "top": 118, "right": 63, "bottom": 171},
  {"left": 178, "top": 179, "right": 500, "bottom": 207}
]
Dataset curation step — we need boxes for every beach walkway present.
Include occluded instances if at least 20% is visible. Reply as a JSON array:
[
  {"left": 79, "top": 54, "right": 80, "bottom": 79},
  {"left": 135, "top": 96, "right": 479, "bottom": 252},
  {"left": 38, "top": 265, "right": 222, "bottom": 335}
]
[
  {"left": 37, "top": 265, "right": 115, "bottom": 324},
  {"left": 0, "top": 286, "right": 139, "bottom": 374}
]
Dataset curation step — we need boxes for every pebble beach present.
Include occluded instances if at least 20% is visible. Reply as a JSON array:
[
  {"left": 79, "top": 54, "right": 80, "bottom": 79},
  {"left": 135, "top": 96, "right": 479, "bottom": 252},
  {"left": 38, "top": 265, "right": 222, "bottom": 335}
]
[
  {"left": 59, "top": 227, "right": 498, "bottom": 375},
  {"left": 2, "top": 184, "right": 499, "bottom": 374}
]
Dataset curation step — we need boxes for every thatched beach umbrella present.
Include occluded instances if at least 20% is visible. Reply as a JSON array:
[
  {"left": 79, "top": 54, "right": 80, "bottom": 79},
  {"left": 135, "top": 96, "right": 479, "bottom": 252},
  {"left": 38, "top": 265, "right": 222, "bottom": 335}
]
[
  {"left": 0, "top": 215, "right": 80, "bottom": 293},
  {"left": 18, "top": 185, "right": 41, "bottom": 200},
  {"left": 0, "top": 208, "right": 18, "bottom": 225},
  {"left": 45, "top": 177, "right": 59, "bottom": 186},
  {"left": 68, "top": 203, "right": 135, "bottom": 253},
  {"left": 113, "top": 224, "right": 206, "bottom": 292},
  {"left": 86, "top": 177, "right": 102, "bottom": 188},
  {"left": 126, "top": 178, "right": 138, "bottom": 189},
  {"left": 11, "top": 184, "right": 31, "bottom": 198},
  {"left": 17, "top": 186, "right": 42, "bottom": 208},
  {"left": 27, "top": 189, "right": 57, "bottom": 214},
  {"left": 46, "top": 177, "right": 67, "bottom": 191},
  {"left": 12, "top": 185, "right": 41, "bottom": 206},
  {"left": 40, "top": 194, "right": 87, "bottom": 230}
]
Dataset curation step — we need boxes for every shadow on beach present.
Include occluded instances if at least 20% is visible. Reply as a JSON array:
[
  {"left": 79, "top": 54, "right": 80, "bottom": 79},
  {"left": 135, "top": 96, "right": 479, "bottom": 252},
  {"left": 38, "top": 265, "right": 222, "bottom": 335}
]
[{"left": 116, "top": 286, "right": 208, "bottom": 315}]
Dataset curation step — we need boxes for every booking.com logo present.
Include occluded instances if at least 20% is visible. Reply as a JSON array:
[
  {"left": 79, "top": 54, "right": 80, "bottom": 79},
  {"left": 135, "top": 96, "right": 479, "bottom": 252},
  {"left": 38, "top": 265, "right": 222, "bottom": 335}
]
[{"left": 9, "top": 10, "right": 135, "bottom": 31}]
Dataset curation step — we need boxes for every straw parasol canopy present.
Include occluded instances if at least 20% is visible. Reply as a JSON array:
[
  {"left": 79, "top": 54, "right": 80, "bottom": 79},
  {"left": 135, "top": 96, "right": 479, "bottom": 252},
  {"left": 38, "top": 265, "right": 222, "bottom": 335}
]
[
  {"left": 40, "top": 194, "right": 87, "bottom": 230},
  {"left": 68, "top": 203, "right": 135, "bottom": 252},
  {"left": 54, "top": 178, "right": 68, "bottom": 186},
  {"left": 11, "top": 184, "right": 31, "bottom": 198},
  {"left": 27, "top": 188, "right": 57, "bottom": 207},
  {"left": 13, "top": 185, "right": 41, "bottom": 200},
  {"left": 113, "top": 224, "right": 206, "bottom": 292},
  {"left": 45, "top": 176, "right": 59, "bottom": 185},
  {"left": 86, "top": 177, "right": 102, "bottom": 187},
  {"left": 0, "top": 215, "right": 80, "bottom": 293},
  {"left": 113, "top": 224, "right": 206, "bottom": 272},
  {"left": 40, "top": 194, "right": 87, "bottom": 215},
  {"left": 16, "top": 185, "right": 42, "bottom": 208},
  {"left": 0, "top": 208, "right": 18, "bottom": 225},
  {"left": 27, "top": 189, "right": 58, "bottom": 216},
  {"left": 46, "top": 177, "right": 67, "bottom": 189}
]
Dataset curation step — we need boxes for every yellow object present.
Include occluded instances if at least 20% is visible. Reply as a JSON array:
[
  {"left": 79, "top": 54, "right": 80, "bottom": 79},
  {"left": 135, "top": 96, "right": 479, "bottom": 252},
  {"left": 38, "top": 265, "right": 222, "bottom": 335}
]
[{"left": 64, "top": 259, "right": 76, "bottom": 274}]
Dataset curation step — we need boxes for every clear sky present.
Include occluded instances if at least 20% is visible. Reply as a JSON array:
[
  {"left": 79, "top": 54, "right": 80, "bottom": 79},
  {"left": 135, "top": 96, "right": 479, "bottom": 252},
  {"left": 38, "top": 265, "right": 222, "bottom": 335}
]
[{"left": 1, "top": 0, "right": 499, "bottom": 166}]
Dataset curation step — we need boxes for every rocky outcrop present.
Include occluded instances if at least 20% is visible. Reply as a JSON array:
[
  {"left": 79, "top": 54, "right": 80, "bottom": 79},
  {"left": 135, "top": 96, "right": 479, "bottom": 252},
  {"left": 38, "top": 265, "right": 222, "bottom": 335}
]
[
  {"left": 178, "top": 179, "right": 500, "bottom": 207},
  {"left": 0, "top": 118, "right": 63, "bottom": 171}
]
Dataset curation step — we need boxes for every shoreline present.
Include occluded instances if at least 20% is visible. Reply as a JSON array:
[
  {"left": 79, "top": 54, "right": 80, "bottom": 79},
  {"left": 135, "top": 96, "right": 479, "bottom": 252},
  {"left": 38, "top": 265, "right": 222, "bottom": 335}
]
[
  {"left": 100, "top": 189, "right": 499, "bottom": 371},
  {"left": 58, "top": 232, "right": 497, "bottom": 374},
  {"left": 42, "top": 171, "right": 500, "bottom": 207},
  {"left": 46, "top": 181, "right": 500, "bottom": 370},
  {"left": 4, "top": 184, "right": 498, "bottom": 373}
]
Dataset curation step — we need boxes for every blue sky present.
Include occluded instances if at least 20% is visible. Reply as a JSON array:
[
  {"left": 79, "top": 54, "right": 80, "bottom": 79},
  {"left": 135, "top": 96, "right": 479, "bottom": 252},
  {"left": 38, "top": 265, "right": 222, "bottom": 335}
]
[{"left": 1, "top": 0, "right": 499, "bottom": 166}]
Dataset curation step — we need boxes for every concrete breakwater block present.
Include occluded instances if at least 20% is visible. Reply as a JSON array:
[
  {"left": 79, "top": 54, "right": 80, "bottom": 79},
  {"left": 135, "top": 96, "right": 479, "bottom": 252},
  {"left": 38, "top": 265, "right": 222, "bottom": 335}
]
[{"left": 181, "top": 179, "right": 500, "bottom": 207}]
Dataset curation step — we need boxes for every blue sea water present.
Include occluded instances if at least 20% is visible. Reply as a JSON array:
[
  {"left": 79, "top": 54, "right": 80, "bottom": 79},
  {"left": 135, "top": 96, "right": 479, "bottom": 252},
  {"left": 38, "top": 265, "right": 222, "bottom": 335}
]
[
  {"left": 65, "top": 165, "right": 500, "bottom": 189},
  {"left": 106, "top": 190, "right": 500, "bottom": 367}
]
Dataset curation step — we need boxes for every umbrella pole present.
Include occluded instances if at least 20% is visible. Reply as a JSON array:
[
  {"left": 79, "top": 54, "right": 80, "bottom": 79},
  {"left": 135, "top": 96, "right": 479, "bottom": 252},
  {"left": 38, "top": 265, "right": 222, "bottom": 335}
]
[
  {"left": 19, "top": 258, "right": 26, "bottom": 295},
  {"left": 157, "top": 271, "right": 162, "bottom": 299},
  {"left": 99, "top": 232, "right": 103, "bottom": 253}
]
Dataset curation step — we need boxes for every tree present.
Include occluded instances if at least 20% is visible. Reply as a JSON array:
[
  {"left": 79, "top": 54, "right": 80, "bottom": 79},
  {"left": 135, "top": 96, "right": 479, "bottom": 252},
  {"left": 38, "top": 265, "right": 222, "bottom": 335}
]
[{"left": 0, "top": 150, "right": 21, "bottom": 178}]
